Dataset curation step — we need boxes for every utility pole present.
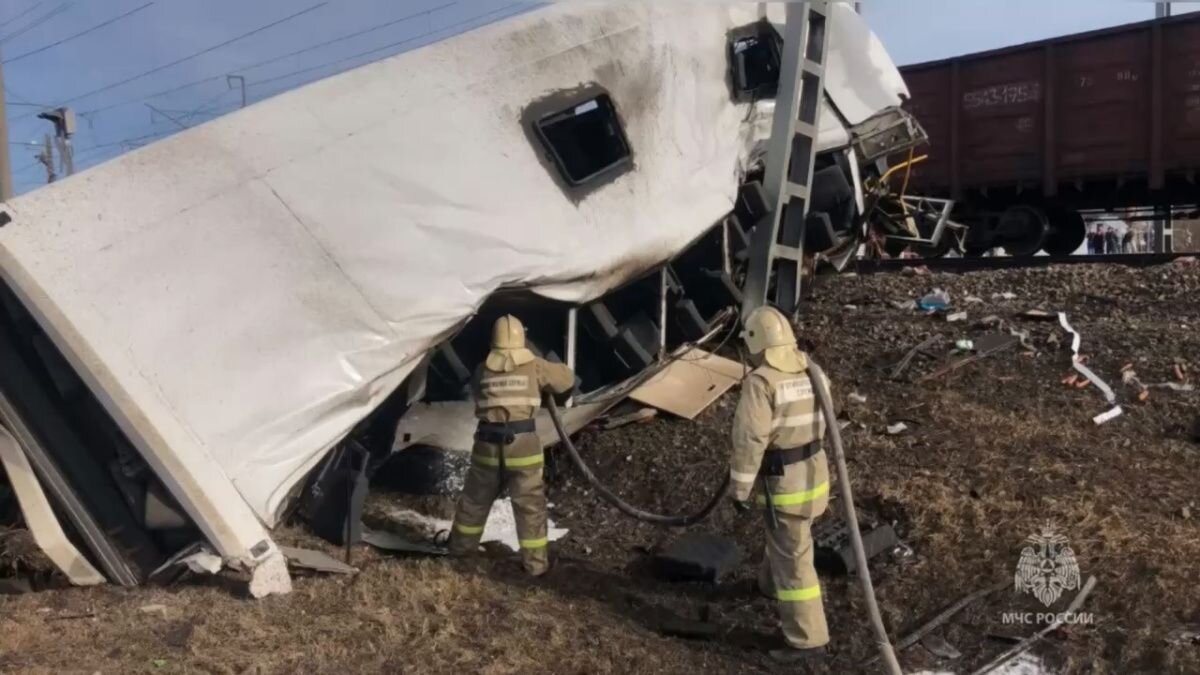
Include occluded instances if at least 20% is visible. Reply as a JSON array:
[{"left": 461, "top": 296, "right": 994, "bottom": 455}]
[
  {"left": 0, "top": 53, "right": 14, "bottom": 201},
  {"left": 36, "top": 134, "right": 55, "bottom": 184},
  {"left": 36, "top": 107, "right": 75, "bottom": 180},
  {"left": 1155, "top": 2, "right": 1172, "bottom": 251}
]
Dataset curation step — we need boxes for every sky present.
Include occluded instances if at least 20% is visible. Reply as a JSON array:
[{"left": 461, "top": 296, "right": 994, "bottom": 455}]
[{"left": 0, "top": 0, "right": 1193, "bottom": 195}]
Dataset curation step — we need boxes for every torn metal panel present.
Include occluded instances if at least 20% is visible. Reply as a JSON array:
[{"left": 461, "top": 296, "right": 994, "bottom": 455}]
[
  {"left": 280, "top": 546, "right": 356, "bottom": 575},
  {"left": 630, "top": 349, "right": 743, "bottom": 419},
  {"left": 0, "top": 426, "right": 105, "bottom": 586}
]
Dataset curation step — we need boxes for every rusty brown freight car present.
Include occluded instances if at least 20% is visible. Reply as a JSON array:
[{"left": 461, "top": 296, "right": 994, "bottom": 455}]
[{"left": 899, "top": 13, "right": 1200, "bottom": 256}]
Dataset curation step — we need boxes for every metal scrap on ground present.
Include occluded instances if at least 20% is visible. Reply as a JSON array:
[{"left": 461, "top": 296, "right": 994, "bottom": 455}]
[
  {"left": 629, "top": 349, "right": 743, "bottom": 420},
  {"left": 1056, "top": 313, "right": 1123, "bottom": 424}
]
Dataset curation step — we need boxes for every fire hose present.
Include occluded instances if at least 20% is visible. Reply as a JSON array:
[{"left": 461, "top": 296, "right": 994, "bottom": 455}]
[
  {"left": 544, "top": 359, "right": 902, "bottom": 674},
  {"left": 545, "top": 396, "right": 728, "bottom": 526}
]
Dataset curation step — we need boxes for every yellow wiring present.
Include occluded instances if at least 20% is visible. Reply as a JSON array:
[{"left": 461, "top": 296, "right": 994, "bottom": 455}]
[{"left": 878, "top": 149, "right": 931, "bottom": 184}]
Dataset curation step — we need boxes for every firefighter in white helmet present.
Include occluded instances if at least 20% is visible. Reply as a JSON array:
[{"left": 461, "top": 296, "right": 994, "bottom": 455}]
[
  {"left": 448, "top": 315, "right": 575, "bottom": 576},
  {"left": 730, "top": 305, "right": 831, "bottom": 664}
]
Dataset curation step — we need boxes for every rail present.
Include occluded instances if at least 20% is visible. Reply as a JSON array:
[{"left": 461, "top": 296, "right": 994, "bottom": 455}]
[{"left": 853, "top": 252, "right": 1194, "bottom": 275}]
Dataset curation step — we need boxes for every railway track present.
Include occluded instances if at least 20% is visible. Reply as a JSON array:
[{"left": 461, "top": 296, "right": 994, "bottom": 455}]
[{"left": 853, "top": 252, "right": 1195, "bottom": 275}]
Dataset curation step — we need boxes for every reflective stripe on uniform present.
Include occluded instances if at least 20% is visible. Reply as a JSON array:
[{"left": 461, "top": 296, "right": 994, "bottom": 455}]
[
  {"left": 771, "top": 412, "right": 820, "bottom": 430},
  {"left": 480, "top": 375, "right": 530, "bottom": 392},
  {"left": 776, "top": 585, "right": 822, "bottom": 602},
  {"left": 755, "top": 481, "right": 830, "bottom": 506},
  {"left": 519, "top": 537, "right": 548, "bottom": 549},
  {"left": 775, "top": 378, "right": 813, "bottom": 404},
  {"left": 730, "top": 468, "right": 758, "bottom": 483},
  {"left": 472, "top": 453, "right": 544, "bottom": 468},
  {"left": 454, "top": 522, "right": 485, "bottom": 535},
  {"left": 478, "top": 396, "right": 542, "bottom": 408}
]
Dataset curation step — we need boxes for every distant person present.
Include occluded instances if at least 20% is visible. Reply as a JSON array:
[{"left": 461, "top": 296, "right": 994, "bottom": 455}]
[
  {"left": 1105, "top": 226, "right": 1119, "bottom": 255},
  {"left": 1122, "top": 229, "right": 1133, "bottom": 253},
  {"left": 1087, "top": 226, "right": 1099, "bottom": 255}
]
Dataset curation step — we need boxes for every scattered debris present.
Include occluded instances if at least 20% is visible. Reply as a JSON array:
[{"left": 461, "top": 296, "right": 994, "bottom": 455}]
[
  {"left": 900, "top": 265, "right": 931, "bottom": 276},
  {"left": 992, "top": 291, "right": 1018, "bottom": 300},
  {"left": 1166, "top": 624, "right": 1200, "bottom": 645},
  {"left": 918, "top": 289, "right": 951, "bottom": 312},
  {"left": 946, "top": 311, "right": 968, "bottom": 323},
  {"left": 917, "top": 335, "right": 1018, "bottom": 383},
  {"left": 954, "top": 339, "right": 974, "bottom": 351},
  {"left": 891, "top": 335, "right": 940, "bottom": 379},
  {"left": 0, "top": 426, "right": 105, "bottom": 586},
  {"left": 361, "top": 528, "right": 447, "bottom": 556},
  {"left": 599, "top": 407, "right": 657, "bottom": 430},
  {"left": 887, "top": 422, "right": 909, "bottom": 435},
  {"left": 970, "top": 576, "right": 1098, "bottom": 675},
  {"left": 848, "top": 392, "right": 868, "bottom": 404},
  {"left": 280, "top": 546, "right": 357, "bottom": 575},
  {"left": 921, "top": 634, "right": 963, "bottom": 660},
  {"left": 1057, "top": 313, "right": 1122, "bottom": 425},
  {"left": 180, "top": 548, "right": 223, "bottom": 576},
  {"left": 629, "top": 349, "right": 742, "bottom": 420},
  {"left": 877, "top": 579, "right": 1009, "bottom": 662},
  {"left": 964, "top": 295, "right": 984, "bottom": 304},
  {"left": 652, "top": 532, "right": 742, "bottom": 583},
  {"left": 813, "top": 517, "right": 898, "bottom": 575},
  {"left": 1174, "top": 256, "right": 1197, "bottom": 266},
  {"left": 1018, "top": 309, "right": 1057, "bottom": 321},
  {"left": 891, "top": 299, "right": 918, "bottom": 310},
  {"left": 140, "top": 604, "right": 168, "bottom": 617}
]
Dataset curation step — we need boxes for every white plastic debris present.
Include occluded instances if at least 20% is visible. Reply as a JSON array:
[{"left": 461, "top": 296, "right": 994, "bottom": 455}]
[
  {"left": 380, "top": 500, "right": 568, "bottom": 553},
  {"left": 1057, "top": 312, "right": 1123, "bottom": 425},
  {"left": 886, "top": 422, "right": 908, "bottom": 435},
  {"left": 964, "top": 295, "right": 985, "bottom": 304},
  {"left": 946, "top": 311, "right": 968, "bottom": 323},
  {"left": 479, "top": 498, "right": 569, "bottom": 552},
  {"left": 849, "top": 392, "right": 868, "bottom": 404},
  {"left": 180, "top": 549, "right": 223, "bottom": 575},
  {"left": 992, "top": 291, "right": 1018, "bottom": 300}
]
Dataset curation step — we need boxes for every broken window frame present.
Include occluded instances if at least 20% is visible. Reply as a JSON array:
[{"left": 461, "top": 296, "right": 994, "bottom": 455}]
[
  {"left": 532, "top": 92, "right": 633, "bottom": 188},
  {"left": 729, "top": 21, "right": 783, "bottom": 102}
]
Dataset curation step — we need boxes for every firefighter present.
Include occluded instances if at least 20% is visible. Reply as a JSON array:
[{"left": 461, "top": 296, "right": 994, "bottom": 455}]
[
  {"left": 730, "top": 306, "right": 831, "bottom": 664},
  {"left": 448, "top": 315, "right": 575, "bottom": 576}
]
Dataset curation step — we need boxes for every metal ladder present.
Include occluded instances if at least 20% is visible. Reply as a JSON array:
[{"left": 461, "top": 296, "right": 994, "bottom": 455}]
[{"left": 741, "top": 0, "right": 832, "bottom": 318}]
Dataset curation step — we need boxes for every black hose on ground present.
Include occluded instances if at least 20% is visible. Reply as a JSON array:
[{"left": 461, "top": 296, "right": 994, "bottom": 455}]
[
  {"left": 545, "top": 397, "right": 730, "bottom": 527},
  {"left": 807, "top": 360, "right": 903, "bottom": 675}
]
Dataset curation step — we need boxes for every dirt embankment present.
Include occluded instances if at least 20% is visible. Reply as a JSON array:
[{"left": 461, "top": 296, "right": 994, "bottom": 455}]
[{"left": 1, "top": 261, "right": 1198, "bottom": 674}]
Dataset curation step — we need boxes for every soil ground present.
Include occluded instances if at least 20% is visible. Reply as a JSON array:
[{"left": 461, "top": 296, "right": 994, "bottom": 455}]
[{"left": 2, "top": 260, "right": 1199, "bottom": 674}]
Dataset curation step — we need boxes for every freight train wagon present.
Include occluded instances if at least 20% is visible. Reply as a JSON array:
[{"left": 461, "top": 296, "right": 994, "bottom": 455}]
[{"left": 898, "top": 12, "right": 1200, "bottom": 256}]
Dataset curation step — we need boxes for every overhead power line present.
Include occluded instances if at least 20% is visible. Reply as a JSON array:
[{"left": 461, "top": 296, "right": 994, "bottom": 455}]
[
  {"left": 0, "top": 1, "right": 45, "bottom": 30},
  {"left": 13, "top": 2, "right": 327, "bottom": 122},
  {"left": 82, "top": 2, "right": 456, "bottom": 117},
  {"left": 0, "top": 2, "right": 70, "bottom": 44},
  {"left": 4, "top": 2, "right": 154, "bottom": 64},
  {"left": 244, "top": 4, "right": 529, "bottom": 96}
]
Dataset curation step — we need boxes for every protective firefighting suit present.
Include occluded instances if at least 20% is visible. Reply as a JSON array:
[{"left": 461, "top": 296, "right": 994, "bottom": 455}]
[
  {"left": 448, "top": 315, "right": 575, "bottom": 576},
  {"left": 731, "top": 306, "right": 831, "bottom": 650}
]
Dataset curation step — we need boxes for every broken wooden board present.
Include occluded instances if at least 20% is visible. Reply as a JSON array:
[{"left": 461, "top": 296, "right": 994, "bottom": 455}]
[{"left": 629, "top": 349, "right": 743, "bottom": 420}]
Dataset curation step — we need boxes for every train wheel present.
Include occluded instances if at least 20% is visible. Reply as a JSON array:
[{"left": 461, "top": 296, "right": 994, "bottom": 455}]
[
  {"left": 997, "top": 205, "right": 1048, "bottom": 257},
  {"left": 1042, "top": 209, "right": 1086, "bottom": 255}
]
